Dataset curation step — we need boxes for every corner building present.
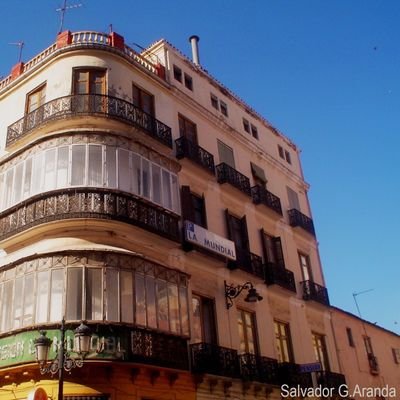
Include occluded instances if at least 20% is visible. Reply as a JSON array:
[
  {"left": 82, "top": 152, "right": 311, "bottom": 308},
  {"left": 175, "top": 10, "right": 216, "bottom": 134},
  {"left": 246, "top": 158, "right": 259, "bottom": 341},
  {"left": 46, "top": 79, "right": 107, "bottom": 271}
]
[{"left": 0, "top": 31, "right": 345, "bottom": 399}]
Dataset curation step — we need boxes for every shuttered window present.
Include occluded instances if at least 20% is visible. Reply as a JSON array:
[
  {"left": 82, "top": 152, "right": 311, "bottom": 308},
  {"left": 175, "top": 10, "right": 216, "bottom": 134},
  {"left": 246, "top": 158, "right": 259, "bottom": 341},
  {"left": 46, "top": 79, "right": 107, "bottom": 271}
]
[
  {"left": 261, "top": 230, "right": 285, "bottom": 268},
  {"left": 286, "top": 186, "right": 300, "bottom": 210},
  {"left": 217, "top": 140, "right": 235, "bottom": 168},
  {"left": 225, "top": 211, "right": 249, "bottom": 251},
  {"left": 181, "top": 186, "right": 207, "bottom": 228}
]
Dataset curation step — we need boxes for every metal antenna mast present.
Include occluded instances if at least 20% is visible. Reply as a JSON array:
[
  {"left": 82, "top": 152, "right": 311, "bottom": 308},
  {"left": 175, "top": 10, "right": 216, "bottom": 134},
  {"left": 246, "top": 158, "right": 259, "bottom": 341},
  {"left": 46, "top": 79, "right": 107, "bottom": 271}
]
[
  {"left": 8, "top": 41, "right": 25, "bottom": 63},
  {"left": 56, "top": 0, "right": 83, "bottom": 33}
]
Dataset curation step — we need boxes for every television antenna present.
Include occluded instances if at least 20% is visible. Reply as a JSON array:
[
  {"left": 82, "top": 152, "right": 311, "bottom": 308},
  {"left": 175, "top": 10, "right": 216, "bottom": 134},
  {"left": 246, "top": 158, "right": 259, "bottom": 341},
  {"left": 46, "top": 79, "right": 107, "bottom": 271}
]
[
  {"left": 8, "top": 41, "right": 24, "bottom": 63},
  {"left": 56, "top": 0, "right": 83, "bottom": 33}
]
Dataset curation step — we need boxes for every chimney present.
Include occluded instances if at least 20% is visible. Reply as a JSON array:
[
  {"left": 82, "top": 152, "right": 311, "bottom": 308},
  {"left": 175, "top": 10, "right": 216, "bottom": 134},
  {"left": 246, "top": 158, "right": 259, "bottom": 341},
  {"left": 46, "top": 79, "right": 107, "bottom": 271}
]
[{"left": 189, "top": 35, "right": 200, "bottom": 66}]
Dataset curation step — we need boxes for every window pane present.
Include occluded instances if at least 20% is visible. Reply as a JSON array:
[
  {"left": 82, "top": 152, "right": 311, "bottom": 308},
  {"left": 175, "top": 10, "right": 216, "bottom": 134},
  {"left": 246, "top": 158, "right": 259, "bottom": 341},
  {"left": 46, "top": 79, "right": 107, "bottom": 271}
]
[
  {"left": 168, "top": 283, "right": 180, "bottom": 334},
  {"left": 142, "top": 159, "right": 150, "bottom": 198},
  {"left": 1, "top": 281, "right": 14, "bottom": 331},
  {"left": 0, "top": 174, "right": 4, "bottom": 210},
  {"left": 5, "top": 169, "right": 14, "bottom": 208},
  {"left": 106, "top": 269, "right": 119, "bottom": 321},
  {"left": 23, "top": 274, "right": 35, "bottom": 326},
  {"left": 50, "top": 269, "right": 64, "bottom": 322},
  {"left": 86, "top": 269, "right": 103, "bottom": 320},
  {"left": 162, "top": 170, "right": 172, "bottom": 210},
  {"left": 135, "top": 274, "right": 146, "bottom": 326},
  {"left": 156, "top": 280, "right": 169, "bottom": 331},
  {"left": 152, "top": 164, "right": 161, "bottom": 204},
  {"left": 13, "top": 163, "right": 24, "bottom": 204},
  {"left": 131, "top": 153, "right": 141, "bottom": 195},
  {"left": 23, "top": 158, "right": 33, "bottom": 198},
  {"left": 146, "top": 276, "right": 157, "bottom": 328},
  {"left": 118, "top": 149, "right": 130, "bottom": 191},
  {"left": 120, "top": 271, "right": 133, "bottom": 323},
  {"left": 171, "top": 175, "right": 180, "bottom": 214},
  {"left": 88, "top": 145, "right": 103, "bottom": 186},
  {"left": 218, "top": 140, "right": 235, "bottom": 168},
  {"left": 192, "top": 296, "right": 202, "bottom": 343},
  {"left": 105, "top": 147, "right": 117, "bottom": 188},
  {"left": 180, "top": 287, "right": 189, "bottom": 336},
  {"left": 32, "top": 153, "right": 43, "bottom": 195},
  {"left": 56, "top": 146, "right": 69, "bottom": 188},
  {"left": 66, "top": 268, "right": 83, "bottom": 320},
  {"left": 44, "top": 148, "right": 56, "bottom": 191},
  {"left": 13, "top": 277, "right": 23, "bottom": 329},
  {"left": 36, "top": 271, "right": 49, "bottom": 323},
  {"left": 71, "top": 145, "right": 86, "bottom": 186}
]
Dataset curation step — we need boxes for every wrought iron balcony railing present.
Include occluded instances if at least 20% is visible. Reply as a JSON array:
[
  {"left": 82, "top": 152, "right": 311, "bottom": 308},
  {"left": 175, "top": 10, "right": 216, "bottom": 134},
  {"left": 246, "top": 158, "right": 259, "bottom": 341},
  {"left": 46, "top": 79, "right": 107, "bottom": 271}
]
[
  {"left": 6, "top": 94, "right": 172, "bottom": 148},
  {"left": 131, "top": 327, "right": 189, "bottom": 370},
  {"left": 278, "top": 362, "right": 313, "bottom": 388},
  {"left": 190, "top": 342, "right": 240, "bottom": 379},
  {"left": 265, "top": 263, "right": 296, "bottom": 293},
  {"left": 251, "top": 185, "right": 283, "bottom": 216},
  {"left": 301, "top": 280, "right": 330, "bottom": 306},
  {"left": 240, "top": 353, "right": 280, "bottom": 385},
  {"left": 228, "top": 248, "right": 265, "bottom": 280},
  {"left": 288, "top": 208, "right": 316, "bottom": 236},
  {"left": 316, "top": 371, "right": 346, "bottom": 394},
  {"left": 0, "top": 188, "right": 180, "bottom": 242},
  {"left": 216, "top": 163, "right": 251, "bottom": 196},
  {"left": 175, "top": 136, "right": 215, "bottom": 174},
  {"left": 368, "top": 354, "right": 380, "bottom": 375}
]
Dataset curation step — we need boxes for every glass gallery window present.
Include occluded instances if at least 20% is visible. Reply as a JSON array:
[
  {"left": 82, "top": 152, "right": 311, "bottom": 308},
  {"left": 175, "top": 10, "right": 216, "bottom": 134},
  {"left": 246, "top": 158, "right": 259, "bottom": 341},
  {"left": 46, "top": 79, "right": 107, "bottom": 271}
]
[
  {"left": 0, "top": 144, "right": 180, "bottom": 214},
  {"left": 0, "top": 256, "right": 189, "bottom": 336}
]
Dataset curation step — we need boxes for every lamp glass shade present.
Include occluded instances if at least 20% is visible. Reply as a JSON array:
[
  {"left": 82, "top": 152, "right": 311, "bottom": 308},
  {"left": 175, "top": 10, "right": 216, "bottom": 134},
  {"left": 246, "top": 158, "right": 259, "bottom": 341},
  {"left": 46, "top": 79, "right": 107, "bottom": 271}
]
[
  {"left": 245, "top": 288, "right": 263, "bottom": 303},
  {"left": 34, "top": 331, "right": 52, "bottom": 363},
  {"left": 74, "top": 322, "right": 92, "bottom": 354}
]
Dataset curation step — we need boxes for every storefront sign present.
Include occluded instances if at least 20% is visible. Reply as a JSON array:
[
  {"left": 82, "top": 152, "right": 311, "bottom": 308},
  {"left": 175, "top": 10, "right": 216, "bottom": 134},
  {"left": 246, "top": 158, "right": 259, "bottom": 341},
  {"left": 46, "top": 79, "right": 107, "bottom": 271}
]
[{"left": 184, "top": 221, "right": 236, "bottom": 260}]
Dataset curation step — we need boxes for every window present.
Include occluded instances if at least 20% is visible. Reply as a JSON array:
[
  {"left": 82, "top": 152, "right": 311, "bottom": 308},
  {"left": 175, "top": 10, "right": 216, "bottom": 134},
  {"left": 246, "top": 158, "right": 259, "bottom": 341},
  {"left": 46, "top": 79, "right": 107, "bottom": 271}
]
[
  {"left": 237, "top": 309, "right": 258, "bottom": 354},
  {"left": 26, "top": 84, "right": 46, "bottom": 114},
  {"left": 192, "top": 295, "right": 217, "bottom": 344},
  {"left": 250, "top": 162, "right": 267, "bottom": 186},
  {"left": 243, "top": 118, "right": 250, "bottom": 133},
  {"left": 226, "top": 211, "right": 249, "bottom": 252},
  {"left": 278, "top": 145, "right": 285, "bottom": 159},
  {"left": 184, "top": 73, "right": 193, "bottom": 90},
  {"left": 261, "top": 230, "right": 285, "bottom": 268},
  {"left": 285, "top": 150, "right": 292, "bottom": 164},
  {"left": 298, "top": 252, "right": 313, "bottom": 282},
  {"left": 392, "top": 348, "right": 400, "bottom": 364},
  {"left": 274, "top": 320, "right": 294, "bottom": 362},
  {"left": 251, "top": 124, "right": 258, "bottom": 140},
  {"left": 287, "top": 186, "right": 300, "bottom": 210},
  {"left": 0, "top": 144, "right": 180, "bottom": 214},
  {"left": 181, "top": 186, "right": 207, "bottom": 228},
  {"left": 210, "top": 94, "right": 219, "bottom": 110},
  {"left": 363, "top": 336, "right": 379, "bottom": 373},
  {"left": 132, "top": 83, "right": 154, "bottom": 116},
  {"left": 178, "top": 114, "right": 197, "bottom": 144},
  {"left": 73, "top": 69, "right": 106, "bottom": 95},
  {"left": 220, "top": 101, "right": 228, "bottom": 117},
  {"left": 364, "top": 336, "right": 374, "bottom": 355},
  {"left": 217, "top": 140, "right": 235, "bottom": 168},
  {"left": 346, "top": 327, "right": 355, "bottom": 347},
  {"left": 312, "top": 333, "right": 330, "bottom": 371},
  {"left": 173, "top": 65, "right": 182, "bottom": 82}
]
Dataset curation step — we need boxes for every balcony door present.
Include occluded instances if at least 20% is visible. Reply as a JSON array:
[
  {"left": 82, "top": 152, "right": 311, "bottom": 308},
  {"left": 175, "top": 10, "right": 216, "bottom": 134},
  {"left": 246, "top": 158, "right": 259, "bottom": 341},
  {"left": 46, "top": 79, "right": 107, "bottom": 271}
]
[
  {"left": 312, "top": 333, "right": 330, "bottom": 371},
  {"left": 237, "top": 309, "right": 258, "bottom": 355},
  {"left": 298, "top": 252, "right": 313, "bottom": 282},
  {"left": 178, "top": 114, "right": 197, "bottom": 144},
  {"left": 261, "top": 230, "right": 285, "bottom": 268},
  {"left": 192, "top": 294, "right": 217, "bottom": 344},
  {"left": 73, "top": 68, "right": 106, "bottom": 112}
]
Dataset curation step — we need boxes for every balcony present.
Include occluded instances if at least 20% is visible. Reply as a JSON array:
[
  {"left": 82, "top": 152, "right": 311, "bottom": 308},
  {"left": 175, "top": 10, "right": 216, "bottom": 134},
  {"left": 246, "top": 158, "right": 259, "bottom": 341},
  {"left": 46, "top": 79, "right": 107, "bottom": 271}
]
[
  {"left": 251, "top": 185, "right": 282, "bottom": 216},
  {"left": 216, "top": 163, "right": 251, "bottom": 196},
  {"left": 265, "top": 263, "right": 296, "bottom": 293},
  {"left": 368, "top": 354, "right": 380, "bottom": 375},
  {"left": 0, "top": 188, "right": 180, "bottom": 242},
  {"left": 6, "top": 94, "right": 172, "bottom": 148},
  {"left": 316, "top": 371, "right": 346, "bottom": 394},
  {"left": 301, "top": 280, "right": 330, "bottom": 306},
  {"left": 278, "top": 362, "right": 312, "bottom": 388},
  {"left": 175, "top": 137, "right": 215, "bottom": 174},
  {"left": 131, "top": 327, "right": 189, "bottom": 370},
  {"left": 288, "top": 209, "right": 316, "bottom": 236},
  {"left": 228, "top": 248, "right": 265, "bottom": 280},
  {"left": 190, "top": 343, "right": 240, "bottom": 378},
  {"left": 240, "top": 353, "right": 280, "bottom": 385}
]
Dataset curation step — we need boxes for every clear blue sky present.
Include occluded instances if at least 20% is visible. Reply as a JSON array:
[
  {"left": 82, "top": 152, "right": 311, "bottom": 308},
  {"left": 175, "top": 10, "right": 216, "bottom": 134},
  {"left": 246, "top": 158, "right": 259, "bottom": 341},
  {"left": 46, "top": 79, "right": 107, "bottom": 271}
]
[{"left": 1, "top": 1, "right": 399, "bottom": 333}]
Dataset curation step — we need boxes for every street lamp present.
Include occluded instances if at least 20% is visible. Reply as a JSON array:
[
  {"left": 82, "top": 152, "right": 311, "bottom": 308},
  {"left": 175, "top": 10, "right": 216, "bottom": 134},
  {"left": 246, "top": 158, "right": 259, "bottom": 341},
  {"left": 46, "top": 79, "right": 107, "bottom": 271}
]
[
  {"left": 34, "top": 318, "right": 92, "bottom": 400},
  {"left": 224, "top": 280, "right": 263, "bottom": 309}
]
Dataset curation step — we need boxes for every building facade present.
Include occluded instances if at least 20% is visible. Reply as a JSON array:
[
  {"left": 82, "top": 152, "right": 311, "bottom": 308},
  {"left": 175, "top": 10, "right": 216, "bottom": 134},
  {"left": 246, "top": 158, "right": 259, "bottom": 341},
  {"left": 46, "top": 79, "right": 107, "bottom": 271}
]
[{"left": 0, "top": 30, "right": 347, "bottom": 399}]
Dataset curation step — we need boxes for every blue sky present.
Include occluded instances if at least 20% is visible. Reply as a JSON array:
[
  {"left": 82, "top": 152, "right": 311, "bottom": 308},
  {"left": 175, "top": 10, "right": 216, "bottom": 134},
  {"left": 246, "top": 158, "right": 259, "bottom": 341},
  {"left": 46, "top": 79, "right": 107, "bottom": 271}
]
[{"left": 1, "top": 0, "right": 399, "bottom": 333}]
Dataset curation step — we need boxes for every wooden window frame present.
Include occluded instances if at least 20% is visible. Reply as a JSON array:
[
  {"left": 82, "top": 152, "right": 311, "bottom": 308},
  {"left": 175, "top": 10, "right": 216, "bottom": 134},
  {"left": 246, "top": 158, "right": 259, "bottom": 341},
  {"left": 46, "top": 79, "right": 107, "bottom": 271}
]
[
  {"left": 72, "top": 68, "right": 106, "bottom": 95},
  {"left": 132, "top": 83, "right": 155, "bottom": 116},
  {"left": 237, "top": 308, "right": 259, "bottom": 355},
  {"left": 274, "top": 320, "right": 294, "bottom": 363},
  {"left": 25, "top": 83, "right": 46, "bottom": 114}
]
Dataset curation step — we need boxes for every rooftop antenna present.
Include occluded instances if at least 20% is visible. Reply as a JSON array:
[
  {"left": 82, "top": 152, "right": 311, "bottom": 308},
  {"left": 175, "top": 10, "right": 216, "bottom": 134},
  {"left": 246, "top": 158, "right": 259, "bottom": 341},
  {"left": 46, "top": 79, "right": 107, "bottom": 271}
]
[
  {"left": 353, "top": 288, "right": 374, "bottom": 336},
  {"left": 56, "top": 0, "right": 83, "bottom": 33},
  {"left": 9, "top": 41, "right": 25, "bottom": 63}
]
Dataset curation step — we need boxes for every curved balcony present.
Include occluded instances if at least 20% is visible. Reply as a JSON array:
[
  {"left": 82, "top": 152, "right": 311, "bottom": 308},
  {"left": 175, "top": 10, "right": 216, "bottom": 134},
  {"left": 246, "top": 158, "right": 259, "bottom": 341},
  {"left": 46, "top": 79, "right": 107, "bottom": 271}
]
[
  {"left": 288, "top": 208, "right": 315, "bottom": 237},
  {"left": 6, "top": 94, "right": 172, "bottom": 148},
  {"left": 0, "top": 188, "right": 180, "bottom": 242},
  {"left": 251, "top": 185, "right": 282, "bottom": 216}
]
